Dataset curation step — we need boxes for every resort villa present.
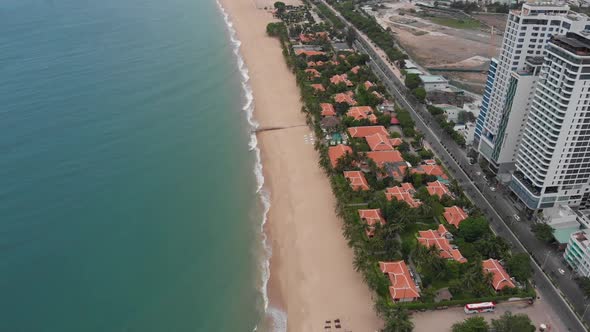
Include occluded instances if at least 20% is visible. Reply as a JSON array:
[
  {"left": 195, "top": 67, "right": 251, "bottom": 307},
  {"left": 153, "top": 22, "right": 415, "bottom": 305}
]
[
  {"left": 443, "top": 206, "right": 468, "bottom": 228},
  {"left": 366, "top": 151, "right": 404, "bottom": 167},
  {"left": 358, "top": 209, "right": 386, "bottom": 237},
  {"left": 426, "top": 181, "right": 451, "bottom": 199},
  {"left": 385, "top": 183, "right": 422, "bottom": 208},
  {"left": 330, "top": 74, "right": 353, "bottom": 87},
  {"left": 366, "top": 133, "right": 394, "bottom": 151},
  {"left": 482, "top": 259, "right": 515, "bottom": 291},
  {"left": 346, "top": 106, "right": 377, "bottom": 123},
  {"left": 344, "top": 171, "right": 369, "bottom": 191},
  {"left": 311, "top": 84, "right": 325, "bottom": 92},
  {"left": 411, "top": 164, "right": 448, "bottom": 180},
  {"left": 417, "top": 225, "right": 467, "bottom": 263},
  {"left": 334, "top": 91, "right": 356, "bottom": 105},
  {"left": 347, "top": 126, "right": 388, "bottom": 138},
  {"left": 328, "top": 144, "right": 352, "bottom": 168},
  {"left": 379, "top": 261, "right": 420, "bottom": 302},
  {"left": 320, "top": 103, "right": 336, "bottom": 117}
]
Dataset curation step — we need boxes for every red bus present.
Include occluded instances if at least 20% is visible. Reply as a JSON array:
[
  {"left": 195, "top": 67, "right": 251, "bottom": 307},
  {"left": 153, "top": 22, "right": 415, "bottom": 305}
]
[{"left": 464, "top": 302, "right": 496, "bottom": 314}]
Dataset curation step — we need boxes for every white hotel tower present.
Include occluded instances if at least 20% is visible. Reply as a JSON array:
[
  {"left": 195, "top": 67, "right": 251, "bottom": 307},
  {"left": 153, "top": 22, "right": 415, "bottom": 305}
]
[
  {"left": 477, "top": 2, "right": 590, "bottom": 176},
  {"left": 511, "top": 32, "right": 590, "bottom": 210}
]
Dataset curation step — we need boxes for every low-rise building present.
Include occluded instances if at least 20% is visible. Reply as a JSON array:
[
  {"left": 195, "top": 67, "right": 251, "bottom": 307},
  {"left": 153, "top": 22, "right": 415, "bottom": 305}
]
[
  {"left": 564, "top": 229, "right": 590, "bottom": 277},
  {"left": 379, "top": 261, "right": 420, "bottom": 302},
  {"left": 359, "top": 209, "right": 386, "bottom": 237},
  {"left": 482, "top": 259, "right": 515, "bottom": 291},
  {"left": 418, "top": 225, "right": 467, "bottom": 263},
  {"left": 426, "top": 180, "right": 451, "bottom": 199},
  {"left": 386, "top": 183, "right": 422, "bottom": 208},
  {"left": 347, "top": 125, "right": 388, "bottom": 138},
  {"left": 419, "top": 75, "right": 449, "bottom": 92},
  {"left": 443, "top": 206, "right": 468, "bottom": 228},
  {"left": 344, "top": 171, "right": 370, "bottom": 191},
  {"left": 328, "top": 145, "right": 352, "bottom": 168}
]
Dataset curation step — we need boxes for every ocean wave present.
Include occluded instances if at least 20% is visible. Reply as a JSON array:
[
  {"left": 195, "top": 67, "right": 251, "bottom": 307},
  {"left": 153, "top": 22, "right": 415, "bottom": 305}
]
[{"left": 215, "top": 1, "right": 286, "bottom": 331}]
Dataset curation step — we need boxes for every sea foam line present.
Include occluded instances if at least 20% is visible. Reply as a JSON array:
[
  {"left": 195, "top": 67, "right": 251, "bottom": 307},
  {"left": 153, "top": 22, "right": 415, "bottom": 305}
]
[{"left": 215, "top": 2, "right": 287, "bottom": 331}]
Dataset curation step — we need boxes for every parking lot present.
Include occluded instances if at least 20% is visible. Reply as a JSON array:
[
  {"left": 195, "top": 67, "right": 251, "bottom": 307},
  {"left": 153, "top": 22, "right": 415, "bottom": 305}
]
[{"left": 411, "top": 297, "right": 567, "bottom": 331}]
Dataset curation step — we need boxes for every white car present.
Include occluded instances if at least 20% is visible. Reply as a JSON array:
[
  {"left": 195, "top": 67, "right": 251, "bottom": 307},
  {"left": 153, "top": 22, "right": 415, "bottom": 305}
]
[
  {"left": 513, "top": 214, "right": 521, "bottom": 222},
  {"left": 490, "top": 187, "right": 496, "bottom": 192},
  {"left": 558, "top": 268, "right": 566, "bottom": 275}
]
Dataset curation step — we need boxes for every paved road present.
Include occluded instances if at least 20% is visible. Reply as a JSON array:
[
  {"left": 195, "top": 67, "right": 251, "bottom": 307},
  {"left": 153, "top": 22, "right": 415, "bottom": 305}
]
[{"left": 317, "top": 2, "right": 590, "bottom": 330}]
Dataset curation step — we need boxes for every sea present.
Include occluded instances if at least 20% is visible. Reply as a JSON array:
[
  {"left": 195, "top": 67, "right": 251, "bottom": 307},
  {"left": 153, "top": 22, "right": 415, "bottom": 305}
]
[{"left": 0, "top": 0, "right": 281, "bottom": 331}]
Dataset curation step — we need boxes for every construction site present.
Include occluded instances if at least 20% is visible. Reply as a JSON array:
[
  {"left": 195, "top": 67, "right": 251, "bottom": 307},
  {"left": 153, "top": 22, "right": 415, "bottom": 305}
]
[{"left": 363, "top": 0, "right": 506, "bottom": 93}]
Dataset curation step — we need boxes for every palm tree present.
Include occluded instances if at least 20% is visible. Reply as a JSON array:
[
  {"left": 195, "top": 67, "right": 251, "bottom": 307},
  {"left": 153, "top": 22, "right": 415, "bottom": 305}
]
[{"left": 383, "top": 307, "right": 414, "bottom": 332}]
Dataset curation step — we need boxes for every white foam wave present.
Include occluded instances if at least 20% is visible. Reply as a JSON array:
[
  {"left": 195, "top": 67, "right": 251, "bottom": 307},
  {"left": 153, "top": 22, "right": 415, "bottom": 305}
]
[{"left": 215, "top": 1, "right": 286, "bottom": 331}]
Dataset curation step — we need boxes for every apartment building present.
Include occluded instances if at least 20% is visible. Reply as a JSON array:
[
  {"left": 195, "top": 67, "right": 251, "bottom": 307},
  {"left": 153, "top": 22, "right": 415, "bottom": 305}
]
[
  {"left": 564, "top": 229, "right": 590, "bottom": 277},
  {"left": 511, "top": 32, "right": 590, "bottom": 210},
  {"left": 477, "top": 2, "right": 590, "bottom": 175}
]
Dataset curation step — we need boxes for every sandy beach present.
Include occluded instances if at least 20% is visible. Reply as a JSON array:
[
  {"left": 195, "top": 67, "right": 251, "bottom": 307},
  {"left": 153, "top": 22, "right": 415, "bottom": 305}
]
[{"left": 217, "top": 0, "right": 382, "bottom": 330}]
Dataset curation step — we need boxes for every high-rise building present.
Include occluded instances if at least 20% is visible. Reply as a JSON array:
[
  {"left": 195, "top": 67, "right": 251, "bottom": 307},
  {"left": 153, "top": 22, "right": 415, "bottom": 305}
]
[
  {"left": 477, "top": 3, "right": 590, "bottom": 175},
  {"left": 511, "top": 32, "right": 590, "bottom": 210},
  {"left": 474, "top": 58, "right": 498, "bottom": 145}
]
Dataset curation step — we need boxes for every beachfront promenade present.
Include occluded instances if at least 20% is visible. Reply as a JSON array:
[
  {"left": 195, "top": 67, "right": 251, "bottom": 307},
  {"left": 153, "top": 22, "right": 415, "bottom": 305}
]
[{"left": 317, "top": 1, "right": 588, "bottom": 330}]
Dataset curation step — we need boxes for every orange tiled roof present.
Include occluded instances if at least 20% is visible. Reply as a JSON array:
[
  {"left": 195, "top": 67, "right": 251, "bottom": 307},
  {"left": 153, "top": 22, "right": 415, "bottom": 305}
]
[
  {"left": 367, "top": 151, "right": 404, "bottom": 167},
  {"left": 311, "top": 84, "right": 325, "bottom": 92},
  {"left": 379, "top": 261, "right": 420, "bottom": 301},
  {"left": 389, "top": 138, "right": 403, "bottom": 147},
  {"left": 305, "top": 68, "right": 320, "bottom": 79},
  {"left": 483, "top": 259, "right": 516, "bottom": 291},
  {"left": 385, "top": 183, "right": 422, "bottom": 208},
  {"left": 351, "top": 66, "right": 361, "bottom": 74},
  {"left": 344, "top": 171, "right": 369, "bottom": 191},
  {"left": 295, "top": 50, "right": 326, "bottom": 57},
  {"left": 328, "top": 145, "right": 352, "bottom": 168},
  {"left": 347, "top": 126, "right": 388, "bottom": 138},
  {"left": 412, "top": 164, "right": 448, "bottom": 179},
  {"left": 334, "top": 92, "right": 357, "bottom": 105},
  {"left": 444, "top": 206, "right": 468, "bottom": 228},
  {"left": 347, "top": 106, "right": 375, "bottom": 122},
  {"left": 359, "top": 209, "right": 386, "bottom": 237},
  {"left": 366, "top": 133, "right": 394, "bottom": 151},
  {"left": 418, "top": 225, "right": 467, "bottom": 263},
  {"left": 307, "top": 61, "right": 316, "bottom": 67},
  {"left": 364, "top": 81, "right": 375, "bottom": 90},
  {"left": 320, "top": 103, "right": 336, "bottom": 117},
  {"left": 426, "top": 181, "right": 451, "bottom": 198},
  {"left": 330, "top": 74, "right": 353, "bottom": 86},
  {"left": 372, "top": 91, "right": 384, "bottom": 100}
]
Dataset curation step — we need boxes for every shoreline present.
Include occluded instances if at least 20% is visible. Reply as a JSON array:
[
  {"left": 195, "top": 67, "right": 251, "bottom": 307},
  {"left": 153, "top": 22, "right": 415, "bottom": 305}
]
[{"left": 217, "top": 0, "right": 382, "bottom": 330}]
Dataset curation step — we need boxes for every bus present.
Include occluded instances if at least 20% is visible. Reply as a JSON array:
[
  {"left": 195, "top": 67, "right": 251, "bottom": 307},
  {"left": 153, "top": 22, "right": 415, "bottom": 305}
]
[{"left": 464, "top": 302, "right": 496, "bottom": 314}]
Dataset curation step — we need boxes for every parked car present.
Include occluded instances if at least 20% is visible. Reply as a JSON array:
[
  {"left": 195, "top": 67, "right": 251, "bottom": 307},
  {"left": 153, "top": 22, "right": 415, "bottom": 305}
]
[
  {"left": 513, "top": 214, "right": 521, "bottom": 222},
  {"left": 558, "top": 268, "right": 566, "bottom": 275}
]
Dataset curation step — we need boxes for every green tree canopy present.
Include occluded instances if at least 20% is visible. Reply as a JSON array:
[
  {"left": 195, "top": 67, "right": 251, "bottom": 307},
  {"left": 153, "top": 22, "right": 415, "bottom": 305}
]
[
  {"left": 412, "top": 87, "right": 426, "bottom": 102},
  {"left": 458, "top": 216, "right": 490, "bottom": 242},
  {"left": 490, "top": 311, "right": 535, "bottom": 332},
  {"left": 506, "top": 253, "right": 532, "bottom": 281},
  {"left": 405, "top": 74, "right": 421, "bottom": 89},
  {"left": 452, "top": 316, "right": 490, "bottom": 332},
  {"left": 531, "top": 222, "right": 555, "bottom": 243}
]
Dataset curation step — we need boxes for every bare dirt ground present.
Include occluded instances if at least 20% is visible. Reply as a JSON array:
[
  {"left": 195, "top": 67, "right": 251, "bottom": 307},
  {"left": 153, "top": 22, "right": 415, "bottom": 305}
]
[
  {"left": 412, "top": 299, "right": 567, "bottom": 332},
  {"left": 473, "top": 13, "right": 508, "bottom": 31},
  {"left": 365, "top": 1, "right": 504, "bottom": 91}
]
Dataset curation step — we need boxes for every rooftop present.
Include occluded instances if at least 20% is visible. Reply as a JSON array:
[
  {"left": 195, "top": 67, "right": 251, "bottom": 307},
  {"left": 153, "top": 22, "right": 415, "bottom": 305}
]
[
  {"left": 379, "top": 261, "right": 420, "bottom": 301},
  {"left": 344, "top": 171, "right": 370, "bottom": 191},
  {"left": 328, "top": 145, "right": 352, "bottom": 168},
  {"left": 359, "top": 209, "right": 386, "bottom": 237},
  {"left": 367, "top": 150, "right": 404, "bottom": 167},
  {"left": 551, "top": 33, "right": 590, "bottom": 57},
  {"left": 347, "top": 126, "right": 388, "bottom": 138},
  {"left": 419, "top": 75, "right": 448, "bottom": 84},
  {"left": 443, "top": 206, "right": 468, "bottom": 228},
  {"left": 418, "top": 225, "right": 467, "bottom": 263},
  {"left": 482, "top": 259, "right": 515, "bottom": 291},
  {"left": 386, "top": 183, "right": 422, "bottom": 208}
]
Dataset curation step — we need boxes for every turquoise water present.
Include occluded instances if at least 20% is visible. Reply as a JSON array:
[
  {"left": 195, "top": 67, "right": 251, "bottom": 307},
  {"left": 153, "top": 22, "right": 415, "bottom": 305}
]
[{"left": 0, "top": 0, "right": 265, "bottom": 330}]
